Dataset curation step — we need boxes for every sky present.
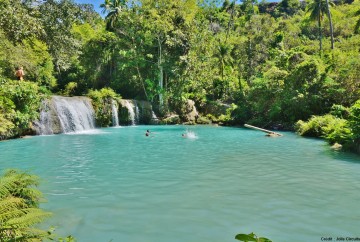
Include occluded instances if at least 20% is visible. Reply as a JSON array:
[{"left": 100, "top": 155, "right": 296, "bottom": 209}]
[
  {"left": 75, "top": 0, "right": 104, "bottom": 14},
  {"left": 73, "top": 0, "right": 276, "bottom": 17},
  {"left": 74, "top": 0, "right": 250, "bottom": 15}
]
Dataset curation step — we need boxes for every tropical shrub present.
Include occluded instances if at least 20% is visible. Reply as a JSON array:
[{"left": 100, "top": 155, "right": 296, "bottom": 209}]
[
  {"left": 322, "top": 118, "right": 353, "bottom": 145},
  {"left": 63, "top": 82, "right": 78, "bottom": 97},
  {"left": 0, "top": 79, "right": 46, "bottom": 139},
  {"left": 295, "top": 113, "right": 354, "bottom": 149},
  {"left": 87, "top": 87, "right": 120, "bottom": 127},
  {"left": 349, "top": 100, "right": 360, "bottom": 141},
  {"left": 295, "top": 114, "right": 340, "bottom": 137},
  {"left": 330, "top": 104, "right": 349, "bottom": 119}
]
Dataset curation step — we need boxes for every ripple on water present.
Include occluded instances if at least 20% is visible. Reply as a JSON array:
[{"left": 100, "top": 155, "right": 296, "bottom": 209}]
[{"left": 0, "top": 125, "right": 360, "bottom": 242}]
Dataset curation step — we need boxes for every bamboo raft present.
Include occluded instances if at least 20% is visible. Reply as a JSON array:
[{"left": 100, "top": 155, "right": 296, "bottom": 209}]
[{"left": 244, "top": 124, "right": 283, "bottom": 137}]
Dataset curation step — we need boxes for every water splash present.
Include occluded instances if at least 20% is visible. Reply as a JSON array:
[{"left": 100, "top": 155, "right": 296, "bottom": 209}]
[{"left": 183, "top": 130, "right": 198, "bottom": 139}]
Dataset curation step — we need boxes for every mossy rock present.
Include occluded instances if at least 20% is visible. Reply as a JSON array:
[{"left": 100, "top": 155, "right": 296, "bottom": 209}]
[
  {"left": 160, "top": 114, "right": 181, "bottom": 124},
  {"left": 196, "top": 116, "right": 212, "bottom": 124}
]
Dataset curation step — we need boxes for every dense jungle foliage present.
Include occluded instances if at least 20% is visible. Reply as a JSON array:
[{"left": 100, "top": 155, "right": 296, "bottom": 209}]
[{"left": 0, "top": 0, "right": 360, "bottom": 151}]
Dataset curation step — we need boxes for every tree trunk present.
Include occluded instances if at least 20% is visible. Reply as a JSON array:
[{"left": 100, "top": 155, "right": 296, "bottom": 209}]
[
  {"left": 318, "top": 6, "right": 322, "bottom": 53},
  {"left": 136, "top": 65, "right": 149, "bottom": 101},
  {"left": 159, "top": 65, "right": 163, "bottom": 106},
  {"left": 226, "top": 0, "right": 236, "bottom": 42},
  {"left": 325, "top": 0, "right": 334, "bottom": 49},
  {"left": 158, "top": 37, "right": 163, "bottom": 107}
]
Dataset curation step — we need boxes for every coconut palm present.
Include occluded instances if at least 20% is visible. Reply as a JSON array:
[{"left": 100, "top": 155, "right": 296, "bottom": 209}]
[
  {"left": 325, "top": 0, "right": 334, "bottom": 49},
  {"left": 307, "top": 0, "right": 335, "bottom": 52},
  {"left": 100, "top": 0, "right": 126, "bottom": 30}
]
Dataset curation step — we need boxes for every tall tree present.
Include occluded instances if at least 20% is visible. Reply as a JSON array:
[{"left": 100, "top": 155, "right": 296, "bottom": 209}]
[
  {"left": 325, "top": 0, "right": 334, "bottom": 49},
  {"left": 39, "top": 0, "right": 97, "bottom": 73},
  {"left": 307, "top": 0, "right": 334, "bottom": 52},
  {"left": 100, "top": 0, "right": 126, "bottom": 31},
  {"left": 308, "top": 0, "right": 325, "bottom": 52},
  {"left": 0, "top": 0, "right": 43, "bottom": 43}
]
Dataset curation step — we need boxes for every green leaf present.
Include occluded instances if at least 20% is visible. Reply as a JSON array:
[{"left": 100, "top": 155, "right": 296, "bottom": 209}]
[
  {"left": 258, "top": 237, "right": 272, "bottom": 242},
  {"left": 235, "top": 234, "right": 257, "bottom": 241}
]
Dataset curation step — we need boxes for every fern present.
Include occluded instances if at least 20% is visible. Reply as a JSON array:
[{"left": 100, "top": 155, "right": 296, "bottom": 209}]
[
  {"left": 0, "top": 169, "right": 52, "bottom": 242},
  {"left": 5, "top": 208, "right": 52, "bottom": 228},
  {"left": 0, "top": 196, "right": 26, "bottom": 215},
  {"left": 0, "top": 175, "right": 20, "bottom": 199}
]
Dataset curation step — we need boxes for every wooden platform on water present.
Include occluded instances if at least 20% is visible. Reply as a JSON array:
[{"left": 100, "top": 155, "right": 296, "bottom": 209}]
[{"left": 244, "top": 124, "right": 283, "bottom": 137}]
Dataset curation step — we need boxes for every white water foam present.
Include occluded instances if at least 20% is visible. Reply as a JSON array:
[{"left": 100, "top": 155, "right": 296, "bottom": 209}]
[
  {"left": 65, "top": 129, "right": 104, "bottom": 135},
  {"left": 184, "top": 130, "right": 198, "bottom": 139}
]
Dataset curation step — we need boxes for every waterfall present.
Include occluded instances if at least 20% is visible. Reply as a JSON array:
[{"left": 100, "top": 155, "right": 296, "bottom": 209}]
[
  {"left": 53, "top": 96, "right": 95, "bottom": 133},
  {"left": 34, "top": 96, "right": 96, "bottom": 134},
  {"left": 134, "top": 100, "right": 140, "bottom": 124},
  {"left": 33, "top": 100, "right": 54, "bottom": 135},
  {"left": 111, "top": 100, "right": 119, "bottom": 127},
  {"left": 151, "top": 111, "right": 159, "bottom": 123},
  {"left": 119, "top": 99, "right": 155, "bottom": 125},
  {"left": 122, "top": 100, "right": 136, "bottom": 125}
]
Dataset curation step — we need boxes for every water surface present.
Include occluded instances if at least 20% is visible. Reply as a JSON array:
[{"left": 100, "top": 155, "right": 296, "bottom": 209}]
[{"left": 1, "top": 125, "right": 359, "bottom": 242}]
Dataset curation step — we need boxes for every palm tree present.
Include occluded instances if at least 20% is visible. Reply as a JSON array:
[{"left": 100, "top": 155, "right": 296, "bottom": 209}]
[
  {"left": 100, "top": 0, "right": 126, "bottom": 30},
  {"left": 225, "top": 0, "right": 236, "bottom": 41},
  {"left": 325, "top": 0, "right": 334, "bottom": 49},
  {"left": 307, "top": 0, "right": 334, "bottom": 52}
]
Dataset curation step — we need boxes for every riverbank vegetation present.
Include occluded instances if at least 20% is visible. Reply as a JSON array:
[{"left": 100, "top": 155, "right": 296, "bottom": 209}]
[{"left": 0, "top": 0, "right": 360, "bottom": 152}]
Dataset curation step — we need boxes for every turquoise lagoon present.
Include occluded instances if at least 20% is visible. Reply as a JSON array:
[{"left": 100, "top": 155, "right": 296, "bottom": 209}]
[{"left": 1, "top": 125, "right": 360, "bottom": 241}]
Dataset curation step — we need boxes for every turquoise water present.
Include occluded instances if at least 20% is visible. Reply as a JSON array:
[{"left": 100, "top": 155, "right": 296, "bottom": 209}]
[{"left": 1, "top": 125, "right": 360, "bottom": 242}]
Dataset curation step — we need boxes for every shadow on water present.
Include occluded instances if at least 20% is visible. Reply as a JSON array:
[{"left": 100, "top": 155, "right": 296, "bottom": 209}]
[{"left": 323, "top": 147, "right": 360, "bottom": 164}]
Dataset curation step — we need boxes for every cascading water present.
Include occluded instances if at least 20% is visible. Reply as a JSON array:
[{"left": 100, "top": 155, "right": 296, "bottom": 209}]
[
  {"left": 33, "top": 99, "right": 54, "bottom": 135},
  {"left": 134, "top": 100, "right": 140, "bottom": 124},
  {"left": 111, "top": 100, "right": 119, "bottom": 127},
  {"left": 122, "top": 100, "right": 136, "bottom": 125},
  {"left": 118, "top": 99, "right": 155, "bottom": 125},
  {"left": 34, "top": 96, "right": 96, "bottom": 134},
  {"left": 53, "top": 96, "right": 95, "bottom": 133},
  {"left": 152, "top": 111, "right": 159, "bottom": 123}
]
